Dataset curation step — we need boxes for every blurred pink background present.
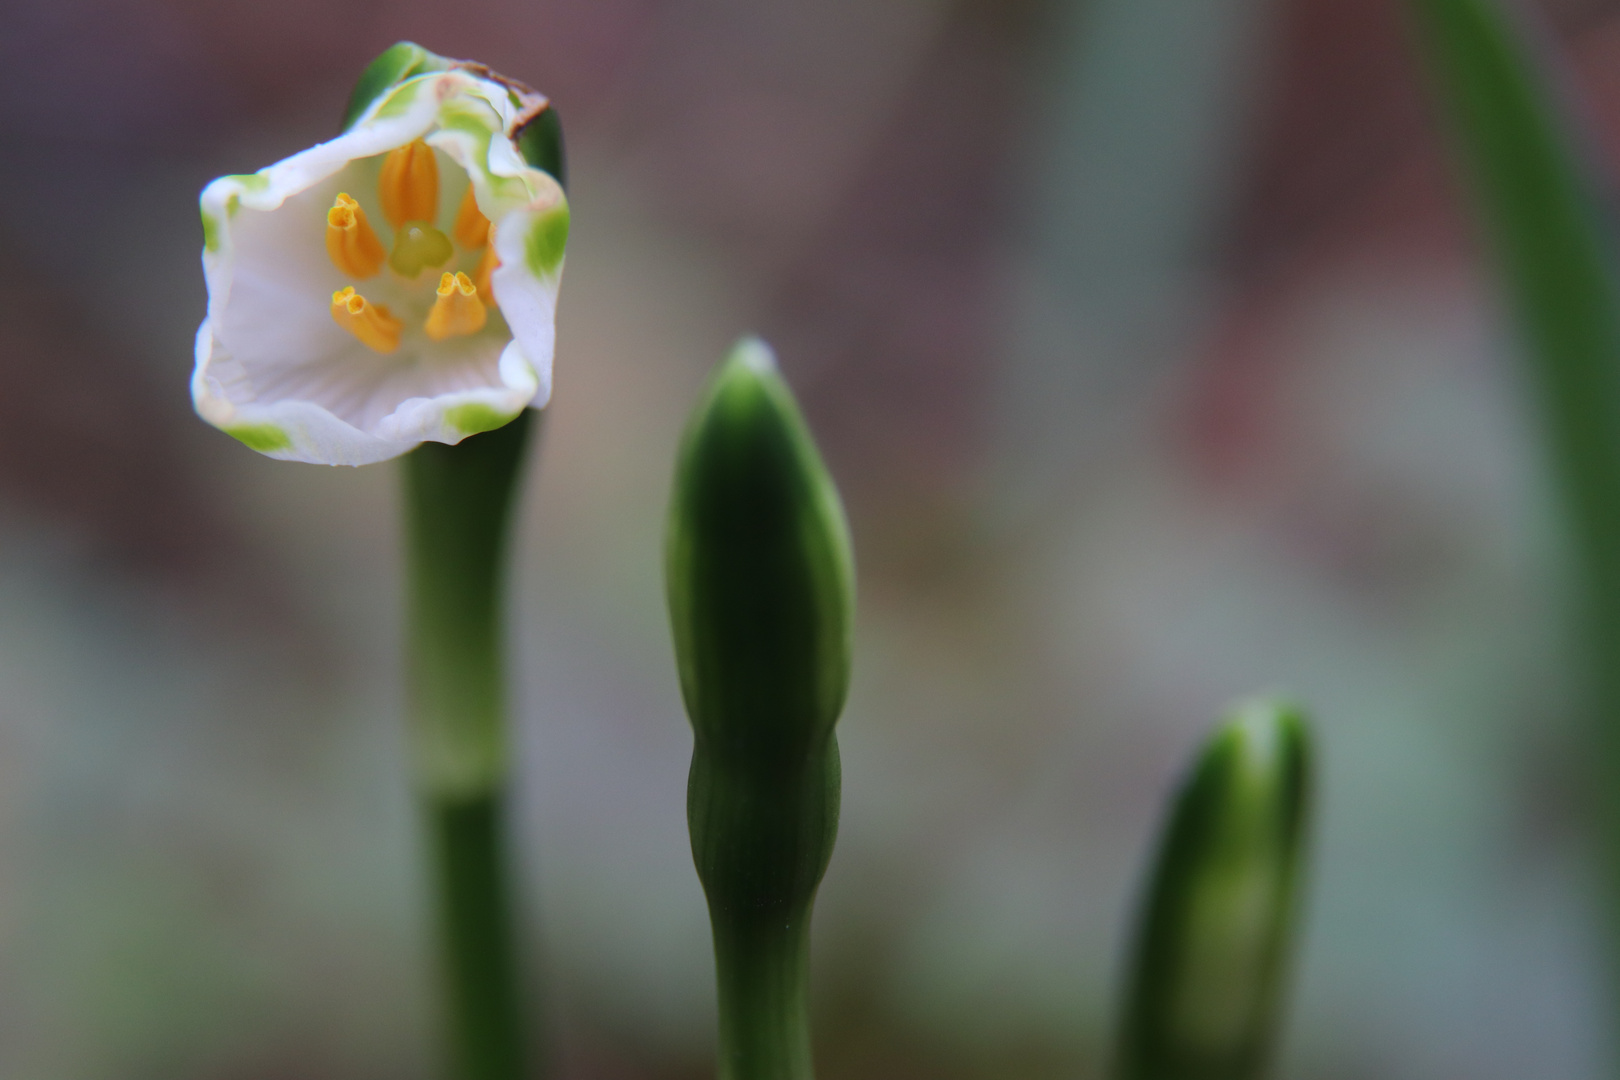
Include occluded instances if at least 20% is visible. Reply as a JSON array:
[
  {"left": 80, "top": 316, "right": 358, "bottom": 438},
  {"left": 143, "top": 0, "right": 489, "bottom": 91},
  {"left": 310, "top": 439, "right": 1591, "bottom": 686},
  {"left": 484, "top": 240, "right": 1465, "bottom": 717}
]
[{"left": 0, "top": 0, "right": 1613, "bottom": 1076}]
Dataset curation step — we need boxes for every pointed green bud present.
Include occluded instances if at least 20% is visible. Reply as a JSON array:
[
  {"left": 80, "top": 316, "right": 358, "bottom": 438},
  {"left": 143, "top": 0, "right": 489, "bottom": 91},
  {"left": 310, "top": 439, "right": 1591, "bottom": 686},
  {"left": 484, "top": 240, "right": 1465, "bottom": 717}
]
[
  {"left": 666, "top": 336, "right": 854, "bottom": 1080},
  {"left": 667, "top": 336, "right": 854, "bottom": 780},
  {"left": 1116, "top": 698, "right": 1313, "bottom": 1080}
]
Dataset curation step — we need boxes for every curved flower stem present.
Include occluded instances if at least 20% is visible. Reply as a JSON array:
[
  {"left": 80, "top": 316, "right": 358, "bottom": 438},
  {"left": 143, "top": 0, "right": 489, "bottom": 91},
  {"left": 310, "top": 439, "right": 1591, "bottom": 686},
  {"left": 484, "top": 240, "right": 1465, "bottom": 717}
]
[{"left": 403, "top": 411, "right": 536, "bottom": 1080}]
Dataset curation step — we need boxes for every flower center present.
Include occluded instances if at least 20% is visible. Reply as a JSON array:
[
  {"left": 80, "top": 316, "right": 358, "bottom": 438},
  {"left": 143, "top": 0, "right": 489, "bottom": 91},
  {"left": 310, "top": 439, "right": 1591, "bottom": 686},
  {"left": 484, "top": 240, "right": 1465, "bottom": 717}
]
[
  {"left": 390, "top": 222, "right": 454, "bottom": 278},
  {"left": 325, "top": 139, "right": 499, "bottom": 353}
]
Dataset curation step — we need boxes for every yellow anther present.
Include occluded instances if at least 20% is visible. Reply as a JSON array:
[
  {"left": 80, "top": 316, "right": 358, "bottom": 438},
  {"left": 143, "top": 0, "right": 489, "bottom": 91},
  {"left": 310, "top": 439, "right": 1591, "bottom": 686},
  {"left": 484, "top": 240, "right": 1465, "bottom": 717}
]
[
  {"left": 453, "top": 184, "right": 491, "bottom": 249},
  {"left": 331, "top": 286, "right": 403, "bottom": 354},
  {"left": 472, "top": 239, "right": 500, "bottom": 301},
  {"left": 325, "top": 193, "right": 385, "bottom": 278},
  {"left": 378, "top": 139, "right": 439, "bottom": 228},
  {"left": 424, "top": 272, "right": 488, "bottom": 341}
]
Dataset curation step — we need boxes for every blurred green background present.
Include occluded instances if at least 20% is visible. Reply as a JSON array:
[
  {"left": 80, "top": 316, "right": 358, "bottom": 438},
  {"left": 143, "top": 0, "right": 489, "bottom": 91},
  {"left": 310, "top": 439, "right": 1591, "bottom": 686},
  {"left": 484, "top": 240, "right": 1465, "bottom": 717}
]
[{"left": 0, "top": 0, "right": 1612, "bottom": 1076}]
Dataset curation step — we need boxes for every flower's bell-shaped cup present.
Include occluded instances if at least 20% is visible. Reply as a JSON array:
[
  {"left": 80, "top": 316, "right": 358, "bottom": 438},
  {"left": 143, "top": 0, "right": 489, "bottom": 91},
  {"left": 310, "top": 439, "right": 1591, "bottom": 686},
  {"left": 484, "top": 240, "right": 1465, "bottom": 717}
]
[{"left": 194, "top": 59, "right": 568, "bottom": 465}]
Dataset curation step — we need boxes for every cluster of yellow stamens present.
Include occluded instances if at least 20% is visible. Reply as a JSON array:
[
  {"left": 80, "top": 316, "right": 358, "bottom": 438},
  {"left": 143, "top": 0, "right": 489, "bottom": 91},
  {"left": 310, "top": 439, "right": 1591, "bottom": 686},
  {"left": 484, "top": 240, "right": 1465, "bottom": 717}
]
[{"left": 326, "top": 139, "right": 501, "bottom": 353}]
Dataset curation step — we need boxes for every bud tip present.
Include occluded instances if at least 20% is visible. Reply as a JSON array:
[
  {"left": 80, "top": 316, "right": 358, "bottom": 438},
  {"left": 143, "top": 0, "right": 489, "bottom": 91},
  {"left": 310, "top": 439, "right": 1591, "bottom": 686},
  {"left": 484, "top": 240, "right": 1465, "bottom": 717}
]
[{"left": 727, "top": 335, "right": 779, "bottom": 376}]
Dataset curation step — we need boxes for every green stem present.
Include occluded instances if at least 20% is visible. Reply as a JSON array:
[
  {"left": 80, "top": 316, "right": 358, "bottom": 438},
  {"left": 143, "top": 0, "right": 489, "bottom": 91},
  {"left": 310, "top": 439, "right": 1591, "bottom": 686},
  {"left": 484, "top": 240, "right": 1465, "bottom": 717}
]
[
  {"left": 711, "top": 911, "right": 815, "bottom": 1080},
  {"left": 429, "top": 792, "right": 526, "bottom": 1080},
  {"left": 403, "top": 411, "right": 536, "bottom": 1080},
  {"left": 689, "top": 740, "right": 838, "bottom": 1080},
  {"left": 1407, "top": 0, "right": 1620, "bottom": 1021}
]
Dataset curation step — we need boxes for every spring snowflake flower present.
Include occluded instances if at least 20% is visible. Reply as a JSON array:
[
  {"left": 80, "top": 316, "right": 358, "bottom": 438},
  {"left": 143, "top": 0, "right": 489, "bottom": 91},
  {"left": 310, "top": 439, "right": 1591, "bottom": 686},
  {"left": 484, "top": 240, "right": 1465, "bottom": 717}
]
[{"left": 194, "top": 65, "right": 569, "bottom": 465}]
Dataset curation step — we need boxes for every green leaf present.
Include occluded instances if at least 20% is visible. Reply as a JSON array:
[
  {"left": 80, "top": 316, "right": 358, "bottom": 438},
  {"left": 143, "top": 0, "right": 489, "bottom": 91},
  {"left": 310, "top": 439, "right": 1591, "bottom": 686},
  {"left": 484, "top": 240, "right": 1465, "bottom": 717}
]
[
  {"left": 1409, "top": 0, "right": 1620, "bottom": 633},
  {"left": 342, "top": 41, "right": 454, "bottom": 131},
  {"left": 1411, "top": 1, "right": 1620, "bottom": 1059},
  {"left": 1116, "top": 699, "right": 1313, "bottom": 1080}
]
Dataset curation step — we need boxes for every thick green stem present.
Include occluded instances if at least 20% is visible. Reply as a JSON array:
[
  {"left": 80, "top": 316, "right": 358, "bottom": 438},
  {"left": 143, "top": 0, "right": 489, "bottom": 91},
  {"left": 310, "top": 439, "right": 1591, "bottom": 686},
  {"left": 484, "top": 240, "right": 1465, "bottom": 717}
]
[
  {"left": 429, "top": 792, "right": 526, "bottom": 1080},
  {"left": 711, "top": 911, "right": 816, "bottom": 1080},
  {"left": 689, "top": 740, "right": 839, "bottom": 1080},
  {"left": 403, "top": 411, "right": 536, "bottom": 1080}
]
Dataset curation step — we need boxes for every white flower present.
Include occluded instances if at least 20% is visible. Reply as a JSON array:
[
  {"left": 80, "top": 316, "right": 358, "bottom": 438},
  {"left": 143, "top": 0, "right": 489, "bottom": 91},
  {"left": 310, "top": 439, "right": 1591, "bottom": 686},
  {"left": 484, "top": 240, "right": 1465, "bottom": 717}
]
[{"left": 194, "top": 68, "right": 569, "bottom": 465}]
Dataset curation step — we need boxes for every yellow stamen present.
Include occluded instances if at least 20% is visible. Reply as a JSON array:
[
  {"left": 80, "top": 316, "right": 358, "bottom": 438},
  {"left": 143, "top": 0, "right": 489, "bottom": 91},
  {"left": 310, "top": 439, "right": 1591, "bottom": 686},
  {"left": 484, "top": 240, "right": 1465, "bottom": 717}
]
[
  {"left": 453, "top": 184, "right": 491, "bottom": 249},
  {"left": 331, "top": 286, "right": 402, "bottom": 353},
  {"left": 325, "top": 193, "right": 385, "bottom": 278},
  {"left": 472, "top": 234, "right": 500, "bottom": 300},
  {"left": 378, "top": 139, "right": 439, "bottom": 228},
  {"left": 424, "top": 272, "right": 488, "bottom": 341}
]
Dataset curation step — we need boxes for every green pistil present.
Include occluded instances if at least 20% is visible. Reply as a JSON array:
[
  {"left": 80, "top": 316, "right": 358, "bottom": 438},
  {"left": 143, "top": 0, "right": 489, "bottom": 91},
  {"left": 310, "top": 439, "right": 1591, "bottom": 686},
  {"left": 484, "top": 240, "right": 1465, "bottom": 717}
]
[{"left": 391, "top": 222, "right": 454, "bottom": 278}]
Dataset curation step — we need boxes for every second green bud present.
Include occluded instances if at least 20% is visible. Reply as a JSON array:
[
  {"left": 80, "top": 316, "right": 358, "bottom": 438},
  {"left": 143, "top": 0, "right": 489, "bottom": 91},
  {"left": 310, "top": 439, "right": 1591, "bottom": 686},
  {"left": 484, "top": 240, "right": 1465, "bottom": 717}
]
[{"left": 1115, "top": 698, "right": 1314, "bottom": 1080}]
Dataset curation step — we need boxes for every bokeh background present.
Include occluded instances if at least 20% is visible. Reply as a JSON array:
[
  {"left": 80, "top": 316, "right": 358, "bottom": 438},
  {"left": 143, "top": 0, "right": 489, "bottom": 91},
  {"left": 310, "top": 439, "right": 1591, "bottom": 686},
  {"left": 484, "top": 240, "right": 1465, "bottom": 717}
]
[{"left": 0, "top": 0, "right": 1616, "bottom": 1076}]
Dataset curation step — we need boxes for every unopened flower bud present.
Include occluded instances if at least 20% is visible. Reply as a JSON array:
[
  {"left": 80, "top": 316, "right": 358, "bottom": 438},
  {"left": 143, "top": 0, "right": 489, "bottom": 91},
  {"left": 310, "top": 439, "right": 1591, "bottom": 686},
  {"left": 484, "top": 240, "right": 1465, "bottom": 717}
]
[
  {"left": 1116, "top": 698, "right": 1313, "bottom": 1080},
  {"left": 665, "top": 337, "right": 855, "bottom": 1080}
]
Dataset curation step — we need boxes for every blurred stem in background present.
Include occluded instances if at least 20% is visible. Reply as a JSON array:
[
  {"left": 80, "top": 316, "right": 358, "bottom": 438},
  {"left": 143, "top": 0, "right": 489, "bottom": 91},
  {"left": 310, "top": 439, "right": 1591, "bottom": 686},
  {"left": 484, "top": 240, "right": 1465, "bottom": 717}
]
[
  {"left": 1114, "top": 699, "right": 1313, "bottom": 1080},
  {"left": 404, "top": 412, "right": 536, "bottom": 1080},
  {"left": 1408, "top": 0, "right": 1620, "bottom": 1053},
  {"left": 666, "top": 339, "right": 855, "bottom": 1080},
  {"left": 346, "top": 42, "right": 567, "bottom": 1079}
]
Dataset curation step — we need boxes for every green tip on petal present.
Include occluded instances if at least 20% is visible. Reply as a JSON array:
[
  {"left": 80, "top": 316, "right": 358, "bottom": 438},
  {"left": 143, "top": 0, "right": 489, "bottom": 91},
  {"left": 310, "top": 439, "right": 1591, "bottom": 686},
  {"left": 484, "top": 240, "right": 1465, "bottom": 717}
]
[
  {"left": 446, "top": 403, "right": 519, "bottom": 437},
  {"left": 225, "top": 423, "right": 292, "bottom": 453},
  {"left": 524, "top": 208, "right": 570, "bottom": 278},
  {"left": 1115, "top": 696, "right": 1313, "bottom": 1080},
  {"left": 342, "top": 42, "right": 455, "bottom": 131},
  {"left": 200, "top": 207, "right": 221, "bottom": 253}
]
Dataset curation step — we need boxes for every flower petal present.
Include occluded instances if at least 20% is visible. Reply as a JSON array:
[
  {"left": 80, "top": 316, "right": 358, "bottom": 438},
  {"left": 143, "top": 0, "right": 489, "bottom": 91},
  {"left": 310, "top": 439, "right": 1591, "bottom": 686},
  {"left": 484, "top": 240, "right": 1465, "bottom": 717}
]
[
  {"left": 196, "top": 321, "right": 411, "bottom": 464},
  {"left": 490, "top": 196, "right": 568, "bottom": 409}
]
